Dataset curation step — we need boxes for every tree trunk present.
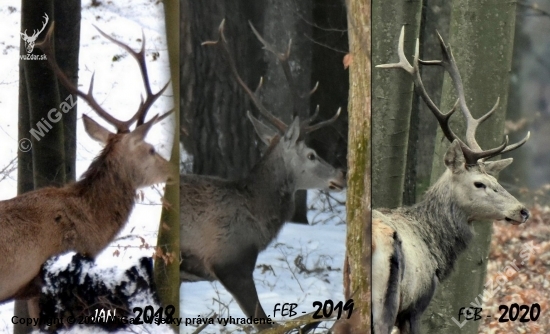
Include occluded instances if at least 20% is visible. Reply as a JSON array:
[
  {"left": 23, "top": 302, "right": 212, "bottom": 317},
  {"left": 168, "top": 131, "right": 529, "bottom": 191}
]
[
  {"left": 16, "top": 1, "right": 80, "bottom": 332},
  {"left": 181, "top": 0, "right": 263, "bottom": 180},
  {"left": 371, "top": 0, "right": 423, "bottom": 209},
  {"left": 421, "top": 1, "right": 517, "bottom": 332},
  {"left": 261, "top": 0, "right": 314, "bottom": 223},
  {"left": 153, "top": 0, "right": 180, "bottom": 329},
  {"left": 309, "top": 0, "right": 349, "bottom": 171},
  {"left": 22, "top": 1, "right": 65, "bottom": 188},
  {"left": 53, "top": 0, "right": 80, "bottom": 182},
  {"left": 332, "top": 0, "right": 369, "bottom": 332},
  {"left": 14, "top": 9, "right": 34, "bottom": 333},
  {"left": 499, "top": 7, "right": 530, "bottom": 196},
  {"left": 403, "top": 0, "right": 451, "bottom": 205}
]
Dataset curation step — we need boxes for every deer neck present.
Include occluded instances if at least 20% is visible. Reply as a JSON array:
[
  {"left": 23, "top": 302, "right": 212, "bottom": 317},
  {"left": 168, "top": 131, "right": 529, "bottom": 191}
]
[
  {"left": 245, "top": 143, "right": 296, "bottom": 223},
  {"left": 404, "top": 170, "right": 473, "bottom": 280},
  {"left": 73, "top": 142, "right": 136, "bottom": 234}
]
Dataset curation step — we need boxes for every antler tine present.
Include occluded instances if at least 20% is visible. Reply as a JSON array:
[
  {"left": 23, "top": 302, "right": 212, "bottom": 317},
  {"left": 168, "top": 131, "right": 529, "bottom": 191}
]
[
  {"left": 425, "top": 31, "right": 529, "bottom": 162},
  {"left": 379, "top": 26, "right": 530, "bottom": 165},
  {"left": 249, "top": 21, "right": 318, "bottom": 119},
  {"left": 302, "top": 105, "right": 320, "bottom": 126},
  {"left": 35, "top": 23, "right": 128, "bottom": 131},
  {"left": 94, "top": 26, "right": 171, "bottom": 127},
  {"left": 303, "top": 107, "right": 341, "bottom": 134},
  {"left": 203, "top": 19, "right": 287, "bottom": 132},
  {"left": 254, "top": 77, "right": 264, "bottom": 94},
  {"left": 309, "top": 81, "right": 320, "bottom": 96},
  {"left": 376, "top": 26, "right": 461, "bottom": 145},
  {"left": 500, "top": 131, "right": 530, "bottom": 155}
]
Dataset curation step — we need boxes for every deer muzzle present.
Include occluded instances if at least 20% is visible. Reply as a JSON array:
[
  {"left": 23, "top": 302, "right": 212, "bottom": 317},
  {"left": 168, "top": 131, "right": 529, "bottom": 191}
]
[
  {"left": 328, "top": 169, "right": 346, "bottom": 191},
  {"left": 504, "top": 206, "right": 530, "bottom": 225}
]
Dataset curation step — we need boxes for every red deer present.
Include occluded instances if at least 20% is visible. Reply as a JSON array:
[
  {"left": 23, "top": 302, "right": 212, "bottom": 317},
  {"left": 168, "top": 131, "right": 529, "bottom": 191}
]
[
  {"left": 372, "top": 27, "right": 530, "bottom": 334},
  {"left": 179, "top": 21, "right": 346, "bottom": 330},
  {"left": 0, "top": 24, "right": 173, "bottom": 306}
]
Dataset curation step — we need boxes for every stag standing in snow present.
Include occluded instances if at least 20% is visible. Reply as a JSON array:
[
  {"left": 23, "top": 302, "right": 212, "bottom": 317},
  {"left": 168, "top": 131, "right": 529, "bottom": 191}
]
[
  {"left": 372, "top": 27, "right": 530, "bottom": 334},
  {"left": 0, "top": 24, "right": 173, "bottom": 311},
  {"left": 179, "top": 21, "right": 346, "bottom": 330}
]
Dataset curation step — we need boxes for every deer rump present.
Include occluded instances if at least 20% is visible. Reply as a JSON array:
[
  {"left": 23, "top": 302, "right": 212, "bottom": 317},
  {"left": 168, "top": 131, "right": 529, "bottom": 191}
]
[{"left": 372, "top": 211, "right": 443, "bottom": 334}]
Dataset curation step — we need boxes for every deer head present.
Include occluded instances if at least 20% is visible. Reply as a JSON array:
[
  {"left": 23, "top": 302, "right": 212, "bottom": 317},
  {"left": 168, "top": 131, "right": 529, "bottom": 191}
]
[
  {"left": 21, "top": 13, "right": 49, "bottom": 53},
  {"left": 205, "top": 20, "right": 346, "bottom": 192},
  {"left": 377, "top": 26, "right": 530, "bottom": 225},
  {"left": 249, "top": 112, "right": 346, "bottom": 191},
  {"left": 36, "top": 23, "right": 174, "bottom": 188}
]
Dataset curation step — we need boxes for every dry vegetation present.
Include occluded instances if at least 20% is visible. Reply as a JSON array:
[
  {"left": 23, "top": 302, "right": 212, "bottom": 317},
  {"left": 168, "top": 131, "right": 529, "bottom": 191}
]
[{"left": 480, "top": 200, "right": 550, "bottom": 333}]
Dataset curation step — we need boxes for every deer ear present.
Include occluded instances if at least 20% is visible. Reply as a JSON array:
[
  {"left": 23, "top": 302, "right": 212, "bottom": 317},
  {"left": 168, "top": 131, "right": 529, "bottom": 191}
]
[
  {"left": 483, "top": 158, "right": 513, "bottom": 176},
  {"left": 247, "top": 111, "right": 277, "bottom": 145},
  {"left": 131, "top": 115, "right": 158, "bottom": 141},
  {"left": 284, "top": 117, "right": 301, "bottom": 145},
  {"left": 444, "top": 140, "right": 467, "bottom": 173},
  {"left": 83, "top": 114, "right": 113, "bottom": 144}
]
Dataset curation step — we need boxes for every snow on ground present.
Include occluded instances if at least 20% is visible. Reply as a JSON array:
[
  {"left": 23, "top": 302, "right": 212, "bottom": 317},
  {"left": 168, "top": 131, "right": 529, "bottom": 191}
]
[
  {"left": 179, "top": 191, "right": 347, "bottom": 333},
  {"left": 0, "top": 1, "right": 173, "bottom": 333}
]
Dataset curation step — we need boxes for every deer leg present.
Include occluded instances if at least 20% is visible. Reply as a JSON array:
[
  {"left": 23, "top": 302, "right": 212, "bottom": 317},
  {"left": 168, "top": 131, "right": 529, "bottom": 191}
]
[
  {"left": 397, "top": 276, "right": 438, "bottom": 334},
  {"left": 212, "top": 247, "right": 272, "bottom": 329},
  {"left": 27, "top": 297, "right": 40, "bottom": 319}
]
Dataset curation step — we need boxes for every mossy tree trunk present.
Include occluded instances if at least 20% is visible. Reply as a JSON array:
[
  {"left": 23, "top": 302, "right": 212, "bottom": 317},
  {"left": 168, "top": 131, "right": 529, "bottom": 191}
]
[
  {"left": 421, "top": 1, "right": 517, "bottom": 332},
  {"left": 333, "top": 0, "right": 370, "bottom": 332}
]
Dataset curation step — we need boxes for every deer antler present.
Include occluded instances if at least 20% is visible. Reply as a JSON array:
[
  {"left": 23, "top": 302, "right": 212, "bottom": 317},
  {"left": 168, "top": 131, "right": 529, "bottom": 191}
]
[
  {"left": 203, "top": 20, "right": 339, "bottom": 135},
  {"left": 35, "top": 23, "right": 171, "bottom": 133},
  {"left": 202, "top": 20, "right": 287, "bottom": 133},
  {"left": 248, "top": 22, "right": 319, "bottom": 118},
  {"left": 247, "top": 22, "right": 339, "bottom": 135},
  {"left": 377, "top": 26, "right": 530, "bottom": 165}
]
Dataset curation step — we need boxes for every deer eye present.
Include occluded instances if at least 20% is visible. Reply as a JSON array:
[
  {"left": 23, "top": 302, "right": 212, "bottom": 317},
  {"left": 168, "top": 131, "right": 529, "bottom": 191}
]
[
  {"left": 474, "top": 182, "right": 486, "bottom": 189},
  {"left": 307, "top": 153, "right": 316, "bottom": 161},
  {"left": 149, "top": 147, "right": 155, "bottom": 155}
]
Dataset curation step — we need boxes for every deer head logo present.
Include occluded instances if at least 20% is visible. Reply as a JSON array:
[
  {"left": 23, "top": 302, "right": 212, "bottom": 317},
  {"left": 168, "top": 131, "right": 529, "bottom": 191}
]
[{"left": 21, "top": 13, "right": 49, "bottom": 54}]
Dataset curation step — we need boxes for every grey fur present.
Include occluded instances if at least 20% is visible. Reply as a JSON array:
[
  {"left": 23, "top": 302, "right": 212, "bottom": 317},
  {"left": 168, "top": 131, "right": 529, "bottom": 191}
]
[
  {"left": 180, "top": 118, "right": 346, "bottom": 330},
  {"left": 372, "top": 141, "right": 529, "bottom": 334}
]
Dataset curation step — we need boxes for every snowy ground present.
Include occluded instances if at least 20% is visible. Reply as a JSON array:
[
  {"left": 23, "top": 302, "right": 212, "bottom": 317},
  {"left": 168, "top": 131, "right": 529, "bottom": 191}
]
[
  {"left": 179, "top": 191, "right": 347, "bottom": 334},
  {"left": 0, "top": 2, "right": 348, "bottom": 334}
]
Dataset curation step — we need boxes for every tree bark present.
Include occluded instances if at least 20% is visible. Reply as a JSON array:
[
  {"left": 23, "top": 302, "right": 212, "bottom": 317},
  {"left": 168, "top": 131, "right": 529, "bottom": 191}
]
[
  {"left": 153, "top": 0, "right": 180, "bottom": 329},
  {"left": 22, "top": 1, "right": 65, "bottom": 189},
  {"left": 53, "top": 0, "right": 80, "bottom": 182},
  {"left": 421, "top": 1, "right": 517, "bottom": 332},
  {"left": 403, "top": 0, "right": 451, "bottom": 205},
  {"left": 181, "top": 0, "right": 263, "bottom": 180},
  {"left": 333, "top": 0, "right": 369, "bottom": 332},
  {"left": 16, "top": 1, "right": 77, "bottom": 332},
  {"left": 14, "top": 0, "right": 80, "bottom": 333},
  {"left": 499, "top": 7, "right": 530, "bottom": 194},
  {"left": 371, "top": 0, "right": 423, "bottom": 209}
]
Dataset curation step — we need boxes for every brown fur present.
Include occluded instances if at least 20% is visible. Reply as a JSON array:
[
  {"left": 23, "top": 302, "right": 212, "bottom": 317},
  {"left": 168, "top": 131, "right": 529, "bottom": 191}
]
[{"left": 0, "top": 126, "right": 172, "bottom": 303}]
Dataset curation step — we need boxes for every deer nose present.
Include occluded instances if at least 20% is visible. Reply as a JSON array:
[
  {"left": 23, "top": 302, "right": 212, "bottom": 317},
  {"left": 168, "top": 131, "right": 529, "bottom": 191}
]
[{"left": 520, "top": 208, "right": 530, "bottom": 221}]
